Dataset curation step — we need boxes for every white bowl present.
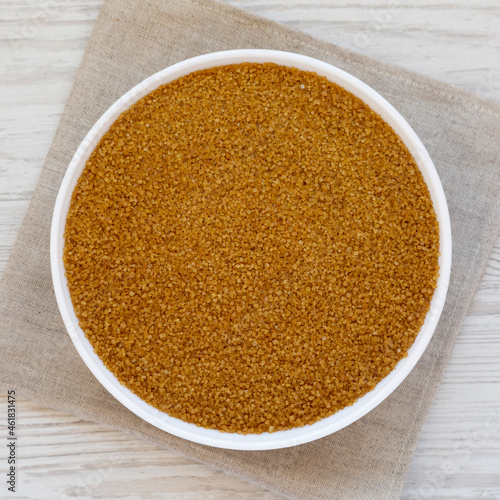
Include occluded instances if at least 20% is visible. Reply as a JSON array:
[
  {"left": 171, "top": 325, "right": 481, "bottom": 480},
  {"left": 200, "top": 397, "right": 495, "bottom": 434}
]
[{"left": 50, "top": 49, "right": 452, "bottom": 450}]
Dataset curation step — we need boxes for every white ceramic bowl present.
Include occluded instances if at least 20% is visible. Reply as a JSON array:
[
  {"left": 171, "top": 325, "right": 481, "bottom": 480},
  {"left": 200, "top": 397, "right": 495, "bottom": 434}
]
[{"left": 51, "top": 49, "right": 452, "bottom": 450}]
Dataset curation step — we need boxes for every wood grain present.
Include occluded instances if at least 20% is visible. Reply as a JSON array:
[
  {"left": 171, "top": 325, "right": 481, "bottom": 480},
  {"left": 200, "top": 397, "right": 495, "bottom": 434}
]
[{"left": 1, "top": 0, "right": 499, "bottom": 498}]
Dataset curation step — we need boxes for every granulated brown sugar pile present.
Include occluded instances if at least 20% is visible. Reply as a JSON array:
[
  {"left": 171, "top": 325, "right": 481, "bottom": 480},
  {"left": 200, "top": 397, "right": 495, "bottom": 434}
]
[{"left": 64, "top": 63, "right": 440, "bottom": 434}]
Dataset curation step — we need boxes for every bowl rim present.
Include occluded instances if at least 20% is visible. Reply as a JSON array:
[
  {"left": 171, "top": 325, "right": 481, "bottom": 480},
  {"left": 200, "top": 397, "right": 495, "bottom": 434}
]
[{"left": 50, "top": 49, "right": 452, "bottom": 450}]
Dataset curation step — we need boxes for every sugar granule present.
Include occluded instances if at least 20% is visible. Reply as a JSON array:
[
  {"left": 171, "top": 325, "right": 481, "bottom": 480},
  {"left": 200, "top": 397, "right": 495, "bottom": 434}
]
[{"left": 63, "top": 63, "right": 440, "bottom": 434}]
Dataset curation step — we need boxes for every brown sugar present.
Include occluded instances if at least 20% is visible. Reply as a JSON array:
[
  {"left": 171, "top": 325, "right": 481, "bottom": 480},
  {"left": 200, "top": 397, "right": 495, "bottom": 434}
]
[{"left": 63, "top": 63, "right": 440, "bottom": 434}]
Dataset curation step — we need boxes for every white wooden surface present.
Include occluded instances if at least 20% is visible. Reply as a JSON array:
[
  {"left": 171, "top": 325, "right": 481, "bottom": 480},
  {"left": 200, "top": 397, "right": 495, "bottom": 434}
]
[{"left": 1, "top": 1, "right": 500, "bottom": 499}]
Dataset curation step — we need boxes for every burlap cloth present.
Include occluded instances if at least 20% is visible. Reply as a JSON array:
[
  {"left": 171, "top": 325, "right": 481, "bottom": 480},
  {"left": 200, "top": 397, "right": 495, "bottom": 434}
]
[{"left": 1, "top": 0, "right": 500, "bottom": 498}]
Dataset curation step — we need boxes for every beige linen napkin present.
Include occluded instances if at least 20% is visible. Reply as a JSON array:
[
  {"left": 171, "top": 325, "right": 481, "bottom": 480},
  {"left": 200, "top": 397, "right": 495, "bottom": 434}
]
[{"left": 1, "top": 0, "right": 500, "bottom": 499}]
